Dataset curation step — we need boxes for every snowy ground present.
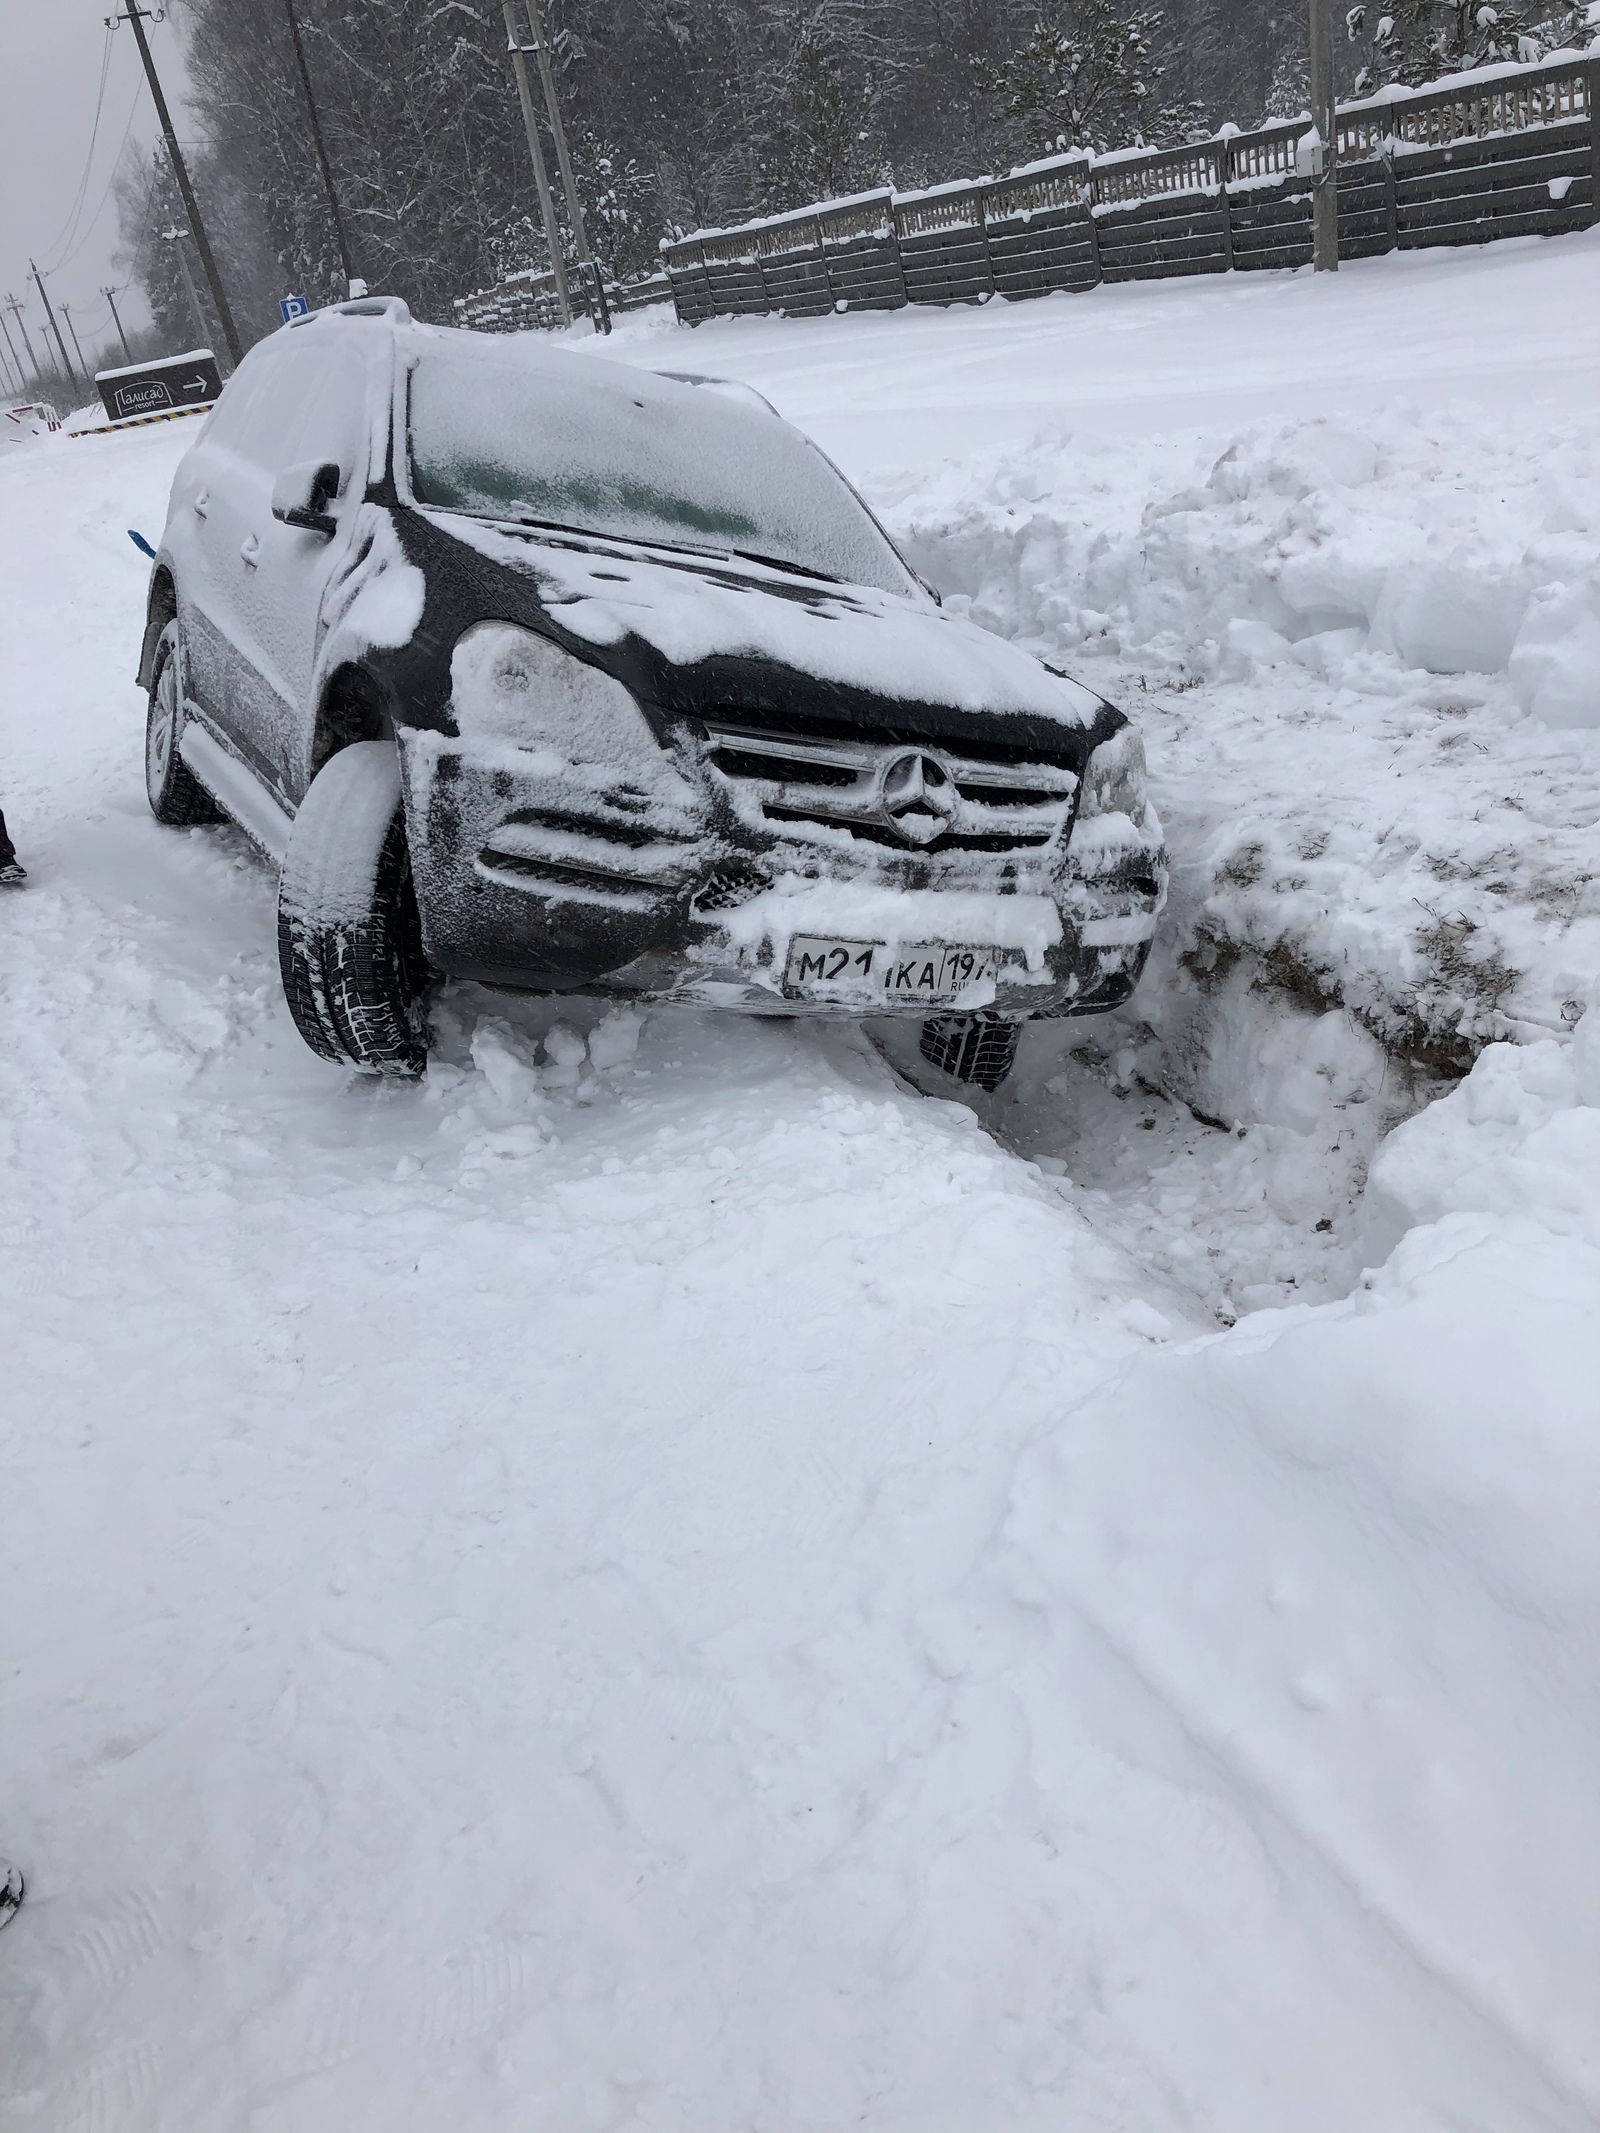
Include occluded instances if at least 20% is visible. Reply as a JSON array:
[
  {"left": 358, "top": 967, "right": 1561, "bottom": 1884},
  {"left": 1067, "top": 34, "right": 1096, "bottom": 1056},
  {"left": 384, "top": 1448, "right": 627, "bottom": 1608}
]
[{"left": 4, "top": 235, "right": 1600, "bottom": 2132}]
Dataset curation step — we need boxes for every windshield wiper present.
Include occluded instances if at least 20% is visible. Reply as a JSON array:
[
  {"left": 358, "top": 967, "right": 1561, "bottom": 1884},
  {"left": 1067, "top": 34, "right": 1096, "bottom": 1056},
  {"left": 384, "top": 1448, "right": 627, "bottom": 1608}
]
[
  {"left": 503, "top": 516, "right": 844, "bottom": 585},
  {"left": 727, "top": 548, "right": 843, "bottom": 586},
  {"left": 510, "top": 514, "right": 597, "bottom": 539}
]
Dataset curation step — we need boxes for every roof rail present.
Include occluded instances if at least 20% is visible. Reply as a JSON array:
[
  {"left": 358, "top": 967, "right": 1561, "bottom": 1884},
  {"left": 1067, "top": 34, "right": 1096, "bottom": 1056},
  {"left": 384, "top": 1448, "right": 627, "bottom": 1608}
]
[{"left": 336, "top": 295, "right": 411, "bottom": 322}]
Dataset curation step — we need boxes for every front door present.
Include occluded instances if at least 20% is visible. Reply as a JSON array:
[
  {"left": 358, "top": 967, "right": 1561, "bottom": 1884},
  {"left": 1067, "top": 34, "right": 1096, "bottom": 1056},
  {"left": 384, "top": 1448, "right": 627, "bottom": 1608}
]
[
  {"left": 167, "top": 348, "right": 274, "bottom": 732},
  {"left": 202, "top": 339, "right": 374, "bottom": 804}
]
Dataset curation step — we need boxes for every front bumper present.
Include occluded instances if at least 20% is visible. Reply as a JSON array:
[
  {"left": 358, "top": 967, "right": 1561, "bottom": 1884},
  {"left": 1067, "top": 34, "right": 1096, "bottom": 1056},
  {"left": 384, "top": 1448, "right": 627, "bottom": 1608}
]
[{"left": 397, "top": 731, "right": 1165, "bottom": 1018}]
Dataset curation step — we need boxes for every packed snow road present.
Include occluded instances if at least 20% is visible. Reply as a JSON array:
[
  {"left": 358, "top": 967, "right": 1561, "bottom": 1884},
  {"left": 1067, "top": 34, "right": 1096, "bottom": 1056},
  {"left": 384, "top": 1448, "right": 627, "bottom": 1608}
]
[{"left": 4, "top": 235, "right": 1600, "bottom": 2132}]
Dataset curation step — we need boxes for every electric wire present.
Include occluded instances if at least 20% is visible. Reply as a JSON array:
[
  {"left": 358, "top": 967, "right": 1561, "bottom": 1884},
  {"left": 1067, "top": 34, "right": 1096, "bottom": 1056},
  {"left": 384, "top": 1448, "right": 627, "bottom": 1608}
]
[
  {"left": 40, "top": 25, "right": 116, "bottom": 270},
  {"left": 50, "top": 86, "right": 146, "bottom": 279}
]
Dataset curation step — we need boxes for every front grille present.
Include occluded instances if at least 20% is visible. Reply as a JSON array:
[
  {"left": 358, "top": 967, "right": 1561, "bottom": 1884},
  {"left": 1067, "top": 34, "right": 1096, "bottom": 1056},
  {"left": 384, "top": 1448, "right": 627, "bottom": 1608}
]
[
  {"left": 701, "top": 721, "right": 1077, "bottom": 855},
  {"left": 475, "top": 813, "right": 697, "bottom": 909}
]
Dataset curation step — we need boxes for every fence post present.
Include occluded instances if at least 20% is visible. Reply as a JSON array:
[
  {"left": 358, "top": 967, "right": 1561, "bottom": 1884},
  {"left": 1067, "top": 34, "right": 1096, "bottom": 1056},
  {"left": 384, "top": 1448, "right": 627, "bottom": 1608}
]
[
  {"left": 817, "top": 214, "right": 840, "bottom": 312},
  {"left": 1309, "top": 0, "right": 1339, "bottom": 268},
  {"left": 1218, "top": 141, "right": 1234, "bottom": 270},
  {"left": 1382, "top": 138, "right": 1400, "bottom": 251},
  {"left": 975, "top": 187, "right": 998, "bottom": 302},
  {"left": 887, "top": 202, "right": 911, "bottom": 309},
  {"left": 1589, "top": 57, "right": 1600, "bottom": 227},
  {"left": 1084, "top": 165, "right": 1103, "bottom": 285}
]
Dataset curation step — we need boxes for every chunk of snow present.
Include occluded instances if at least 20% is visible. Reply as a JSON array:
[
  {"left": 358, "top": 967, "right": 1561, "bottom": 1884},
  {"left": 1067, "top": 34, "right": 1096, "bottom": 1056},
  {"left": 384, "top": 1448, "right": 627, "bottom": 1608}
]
[
  {"left": 587, "top": 1006, "right": 645, "bottom": 1069},
  {"left": 712, "top": 878, "right": 1064, "bottom": 970},
  {"left": 1508, "top": 574, "right": 1600, "bottom": 728}
]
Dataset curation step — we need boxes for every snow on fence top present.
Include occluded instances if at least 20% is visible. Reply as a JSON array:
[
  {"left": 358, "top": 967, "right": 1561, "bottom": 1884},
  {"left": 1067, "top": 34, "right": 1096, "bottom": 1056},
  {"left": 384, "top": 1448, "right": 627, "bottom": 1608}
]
[{"left": 662, "top": 47, "right": 1598, "bottom": 262}]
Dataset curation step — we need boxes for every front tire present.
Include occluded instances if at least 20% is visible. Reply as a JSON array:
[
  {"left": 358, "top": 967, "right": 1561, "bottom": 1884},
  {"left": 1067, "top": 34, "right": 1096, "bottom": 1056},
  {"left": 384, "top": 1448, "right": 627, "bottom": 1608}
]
[
  {"left": 145, "top": 621, "right": 224, "bottom": 827},
  {"left": 919, "top": 1012, "right": 1024, "bottom": 1092},
  {"left": 276, "top": 740, "right": 431, "bottom": 1077}
]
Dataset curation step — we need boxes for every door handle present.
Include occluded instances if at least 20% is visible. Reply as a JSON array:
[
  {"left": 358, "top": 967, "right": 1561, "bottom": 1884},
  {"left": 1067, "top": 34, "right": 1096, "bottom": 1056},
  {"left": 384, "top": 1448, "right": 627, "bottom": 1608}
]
[
  {"left": 240, "top": 533, "right": 260, "bottom": 568},
  {"left": 192, "top": 489, "right": 209, "bottom": 518}
]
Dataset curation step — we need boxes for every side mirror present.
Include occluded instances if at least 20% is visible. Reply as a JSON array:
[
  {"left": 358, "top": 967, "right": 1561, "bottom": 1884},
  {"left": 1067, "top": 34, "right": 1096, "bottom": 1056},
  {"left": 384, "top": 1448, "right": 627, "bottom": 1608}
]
[{"left": 272, "top": 459, "right": 342, "bottom": 537}]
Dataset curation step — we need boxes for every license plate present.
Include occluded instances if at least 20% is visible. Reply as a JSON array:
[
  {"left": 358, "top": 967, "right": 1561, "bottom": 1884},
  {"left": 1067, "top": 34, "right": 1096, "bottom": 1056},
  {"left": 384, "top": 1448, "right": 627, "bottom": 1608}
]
[{"left": 783, "top": 935, "right": 1001, "bottom": 1002}]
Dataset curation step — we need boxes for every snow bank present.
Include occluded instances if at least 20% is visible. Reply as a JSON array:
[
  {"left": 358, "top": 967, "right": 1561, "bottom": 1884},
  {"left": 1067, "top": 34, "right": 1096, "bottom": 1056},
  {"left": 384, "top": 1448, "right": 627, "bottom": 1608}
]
[
  {"left": 881, "top": 400, "right": 1600, "bottom": 1065},
  {"left": 1000, "top": 1020, "right": 1600, "bottom": 2111},
  {"left": 11, "top": 234, "right": 1600, "bottom": 2133}
]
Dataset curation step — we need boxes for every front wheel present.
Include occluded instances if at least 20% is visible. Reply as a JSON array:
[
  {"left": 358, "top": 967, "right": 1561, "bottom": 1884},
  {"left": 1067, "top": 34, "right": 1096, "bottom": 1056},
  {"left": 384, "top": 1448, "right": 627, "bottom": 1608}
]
[
  {"left": 276, "top": 741, "right": 432, "bottom": 1077},
  {"left": 145, "top": 621, "right": 223, "bottom": 827},
  {"left": 919, "top": 1012, "right": 1023, "bottom": 1092}
]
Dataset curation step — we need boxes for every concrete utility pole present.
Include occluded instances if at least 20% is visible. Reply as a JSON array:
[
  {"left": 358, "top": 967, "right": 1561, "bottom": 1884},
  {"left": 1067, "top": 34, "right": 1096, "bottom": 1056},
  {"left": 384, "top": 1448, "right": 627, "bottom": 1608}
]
[
  {"left": 60, "top": 303, "right": 91, "bottom": 381},
  {"left": 0, "top": 300, "right": 30, "bottom": 386},
  {"left": 163, "top": 227, "right": 210, "bottom": 349},
  {"left": 501, "top": 0, "right": 570, "bottom": 326},
  {"left": 1309, "top": 0, "right": 1339, "bottom": 271},
  {"left": 520, "top": 0, "right": 609, "bottom": 332},
  {"left": 113, "top": 2, "right": 244, "bottom": 363},
  {"left": 30, "top": 259, "right": 78, "bottom": 391},
  {"left": 282, "top": 0, "right": 358, "bottom": 294},
  {"left": 102, "top": 285, "right": 134, "bottom": 363}
]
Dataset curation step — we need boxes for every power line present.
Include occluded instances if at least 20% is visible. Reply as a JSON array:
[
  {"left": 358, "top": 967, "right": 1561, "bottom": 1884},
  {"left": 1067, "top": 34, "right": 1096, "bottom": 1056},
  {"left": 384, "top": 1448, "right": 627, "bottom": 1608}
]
[
  {"left": 283, "top": 0, "right": 357, "bottom": 291},
  {"left": 59, "top": 303, "right": 92, "bottom": 381},
  {"left": 162, "top": 227, "right": 210, "bottom": 351},
  {"left": 110, "top": 3, "right": 243, "bottom": 366},
  {"left": 0, "top": 308, "right": 26, "bottom": 393},
  {"left": 103, "top": 285, "right": 134, "bottom": 363},
  {"left": 30, "top": 260, "right": 81, "bottom": 392},
  {"left": 520, "top": 0, "right": 609, "bottom": 332},
  {"left": 4, "top": 296, "right": 41, "bottom": 379},
  {"left": 40, "top": 24, "right": 116, "bottom": 269},
  {"left": 50, "top": 80, "right": 145, "bottom": 280},
  {"left": 501, "top": 0, "right": 570, "bottom": 326}
]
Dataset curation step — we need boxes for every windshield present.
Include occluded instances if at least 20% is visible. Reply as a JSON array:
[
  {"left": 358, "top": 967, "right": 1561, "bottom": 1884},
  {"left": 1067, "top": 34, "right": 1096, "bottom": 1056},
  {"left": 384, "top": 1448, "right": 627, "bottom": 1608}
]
[{"left": 406, "top": 340, "right": 916, "bottom": 598}]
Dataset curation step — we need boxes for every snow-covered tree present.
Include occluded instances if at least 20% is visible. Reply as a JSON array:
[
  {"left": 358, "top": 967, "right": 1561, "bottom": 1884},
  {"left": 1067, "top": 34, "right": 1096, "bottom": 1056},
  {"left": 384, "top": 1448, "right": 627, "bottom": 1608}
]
[
  {"left": 979, "top": 1, "right": 1207, "bottom": 158},
  {"left": 1345, "top": 0, "right": 1589, "bottom": 92}
]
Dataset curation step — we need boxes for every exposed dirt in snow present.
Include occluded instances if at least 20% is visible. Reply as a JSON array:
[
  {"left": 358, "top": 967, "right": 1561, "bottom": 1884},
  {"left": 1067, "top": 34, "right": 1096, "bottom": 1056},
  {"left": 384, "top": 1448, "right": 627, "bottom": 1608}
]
[{"left": 6, "top": 239, "right": 1600, "bottom": 2132}]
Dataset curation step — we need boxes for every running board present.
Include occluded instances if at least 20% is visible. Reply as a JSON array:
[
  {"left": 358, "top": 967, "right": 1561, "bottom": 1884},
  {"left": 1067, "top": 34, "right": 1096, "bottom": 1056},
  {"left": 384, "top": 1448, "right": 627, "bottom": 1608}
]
[{"left": 179, "top": 723, "right": 294, "bottom": 866}]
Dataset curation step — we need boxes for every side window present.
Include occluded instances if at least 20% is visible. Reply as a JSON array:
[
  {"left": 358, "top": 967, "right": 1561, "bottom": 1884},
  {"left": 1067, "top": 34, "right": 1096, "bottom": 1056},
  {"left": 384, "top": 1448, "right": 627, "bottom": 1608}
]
[
  {"left": 228, "top": 343, "right": 334, "bottom": 475},
  {"left": 199, "top": 347, "right": 272, "bottom": 452},
  {"left": 292, "top": 345, "right": 370, "bottom": 498},
  {"left": 203, "top": 335, "right": 371, "bottom": 499}
]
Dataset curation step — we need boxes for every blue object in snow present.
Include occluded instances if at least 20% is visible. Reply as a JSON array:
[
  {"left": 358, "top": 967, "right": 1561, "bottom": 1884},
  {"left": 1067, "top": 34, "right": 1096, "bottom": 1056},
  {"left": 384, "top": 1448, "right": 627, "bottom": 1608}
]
[
  {"left": 280, "top": 294, "right": 310, "bottom": 323},
  {"left": 128, "top": 530, "right": 156, "bottom": 559}
]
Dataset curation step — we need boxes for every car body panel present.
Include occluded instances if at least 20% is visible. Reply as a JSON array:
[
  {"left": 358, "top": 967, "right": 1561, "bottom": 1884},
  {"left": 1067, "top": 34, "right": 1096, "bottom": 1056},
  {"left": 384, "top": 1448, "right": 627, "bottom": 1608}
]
[{"left": 145, "top": 301, "right": 1166, "bottom": 1024}]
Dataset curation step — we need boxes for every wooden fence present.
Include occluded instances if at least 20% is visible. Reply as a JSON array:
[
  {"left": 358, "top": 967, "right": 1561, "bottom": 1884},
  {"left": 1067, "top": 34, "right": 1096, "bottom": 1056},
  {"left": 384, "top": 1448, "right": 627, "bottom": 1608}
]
[
  {"left": 454, "top": 267, "right": 672, "bottom": 334},
  {"left": 660, "top": 52, "right": 1599, "bottom": 326}
]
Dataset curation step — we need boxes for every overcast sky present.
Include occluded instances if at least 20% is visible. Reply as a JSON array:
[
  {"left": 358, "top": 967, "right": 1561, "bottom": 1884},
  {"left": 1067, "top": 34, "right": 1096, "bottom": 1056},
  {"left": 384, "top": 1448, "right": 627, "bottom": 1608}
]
[{"left": 0, "top": 0, "right": 196, "bottom": 386}]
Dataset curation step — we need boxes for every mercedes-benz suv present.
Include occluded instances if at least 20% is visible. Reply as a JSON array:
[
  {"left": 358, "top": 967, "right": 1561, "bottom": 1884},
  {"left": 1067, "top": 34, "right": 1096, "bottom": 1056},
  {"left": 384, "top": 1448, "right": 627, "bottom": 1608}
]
[{"left": 137, "top": 295, "right": 1165, "bottom": 1091}]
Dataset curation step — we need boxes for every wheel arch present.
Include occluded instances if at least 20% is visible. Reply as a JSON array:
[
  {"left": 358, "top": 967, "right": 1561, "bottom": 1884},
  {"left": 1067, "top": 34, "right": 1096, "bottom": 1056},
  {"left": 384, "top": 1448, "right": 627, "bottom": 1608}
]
[
  {"left": 136, "top": 568, "right": 178, "bottom": 692},
  {"left": 311, "top": 661, "right": 395, "bottom": 781}
]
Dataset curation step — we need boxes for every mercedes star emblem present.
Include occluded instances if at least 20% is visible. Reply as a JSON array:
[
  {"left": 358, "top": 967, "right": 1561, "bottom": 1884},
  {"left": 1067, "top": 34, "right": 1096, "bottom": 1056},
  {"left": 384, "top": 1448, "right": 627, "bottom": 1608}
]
[{"left": 879, "top": 751, "right": 957, "bottom": 847}]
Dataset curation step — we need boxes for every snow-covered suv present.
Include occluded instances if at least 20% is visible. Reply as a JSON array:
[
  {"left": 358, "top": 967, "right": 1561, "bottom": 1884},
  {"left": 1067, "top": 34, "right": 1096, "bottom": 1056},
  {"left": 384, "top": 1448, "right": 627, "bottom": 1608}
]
[{"left": 138, "top": 295, "right": 1165, "bottom": 1090}]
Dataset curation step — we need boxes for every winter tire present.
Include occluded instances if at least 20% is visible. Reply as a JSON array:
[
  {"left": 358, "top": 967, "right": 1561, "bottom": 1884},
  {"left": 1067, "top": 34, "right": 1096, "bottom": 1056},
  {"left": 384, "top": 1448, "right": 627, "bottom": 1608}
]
[
  {"left": 145, "top": 621, "right": 224, "bottom": 827},
  {"left": 919, "top": 1012, "right": 1023, "bottom": 1092},
  {"left": 276, "top": 740, "right": 431, "bottom": 1077}
]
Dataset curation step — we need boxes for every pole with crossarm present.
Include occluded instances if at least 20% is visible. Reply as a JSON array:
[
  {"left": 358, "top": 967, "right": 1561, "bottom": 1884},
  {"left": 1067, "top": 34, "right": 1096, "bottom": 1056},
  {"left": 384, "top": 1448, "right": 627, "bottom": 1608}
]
[{"left": 112, "top": 2, "right": 244, "bottom": 362}]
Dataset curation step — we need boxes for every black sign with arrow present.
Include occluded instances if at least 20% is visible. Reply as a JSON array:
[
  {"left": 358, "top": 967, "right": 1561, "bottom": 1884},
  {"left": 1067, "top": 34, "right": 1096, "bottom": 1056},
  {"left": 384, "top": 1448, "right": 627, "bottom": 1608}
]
[{"left": 95, "top": 349, "right": 222, "bottom": 424}]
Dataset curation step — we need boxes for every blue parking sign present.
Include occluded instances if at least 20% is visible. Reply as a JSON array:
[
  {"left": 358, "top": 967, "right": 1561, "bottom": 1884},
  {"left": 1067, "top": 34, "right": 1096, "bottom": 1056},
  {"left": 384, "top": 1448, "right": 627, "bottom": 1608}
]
[{"left": 279, "top": 294, "right": 310, "bottom": 323}]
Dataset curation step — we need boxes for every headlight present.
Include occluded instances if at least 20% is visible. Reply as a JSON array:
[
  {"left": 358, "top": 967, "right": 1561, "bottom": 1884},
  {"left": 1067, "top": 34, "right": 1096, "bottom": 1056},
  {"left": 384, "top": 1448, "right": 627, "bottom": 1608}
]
[
  {"left": 1077, "top": 722, "right": 1148, "bottom": 824},
  {"left": 449, "top": 620, "right": 663, "bottom": 778}
]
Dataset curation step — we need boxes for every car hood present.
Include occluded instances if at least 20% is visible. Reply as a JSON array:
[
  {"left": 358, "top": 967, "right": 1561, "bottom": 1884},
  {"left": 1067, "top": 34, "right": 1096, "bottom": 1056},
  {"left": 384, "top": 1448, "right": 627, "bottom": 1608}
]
[{"left": 408, "top": 509, "right": 1112, "bottom": 758}]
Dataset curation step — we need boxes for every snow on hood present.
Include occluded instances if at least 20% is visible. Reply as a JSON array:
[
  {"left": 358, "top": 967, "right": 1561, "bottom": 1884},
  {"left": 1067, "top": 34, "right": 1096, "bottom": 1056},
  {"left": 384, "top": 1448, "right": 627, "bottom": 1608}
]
[{"left": 423, "top": 510, "right": 1103, "bottom": 727}]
